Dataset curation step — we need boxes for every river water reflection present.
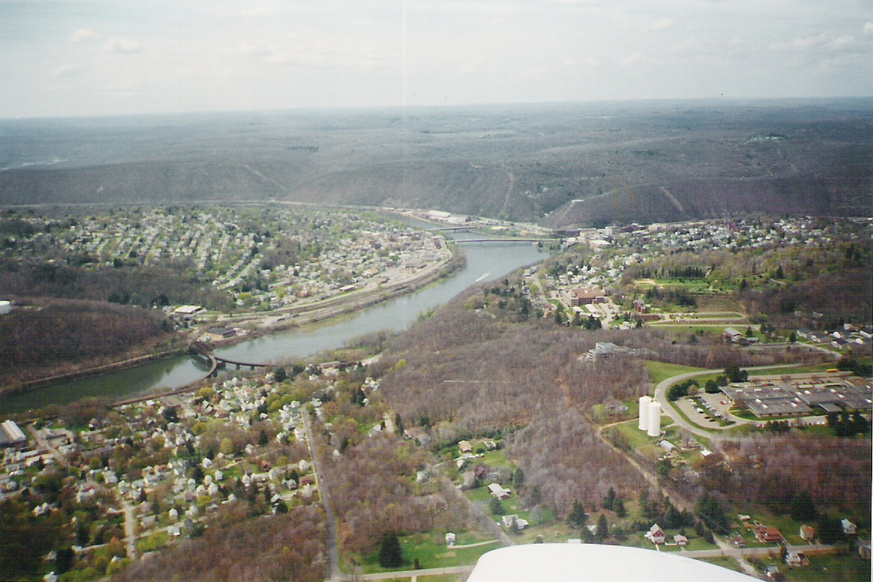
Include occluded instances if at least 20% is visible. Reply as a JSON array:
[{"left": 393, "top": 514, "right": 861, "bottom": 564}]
[{"left": 2, "top": 231, "right": 546, "bottom": 413}]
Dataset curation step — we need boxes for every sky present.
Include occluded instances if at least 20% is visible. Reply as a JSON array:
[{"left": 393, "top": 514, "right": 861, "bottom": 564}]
[{"left": 1, "top": 0, "right": 871, "bottom": 118}]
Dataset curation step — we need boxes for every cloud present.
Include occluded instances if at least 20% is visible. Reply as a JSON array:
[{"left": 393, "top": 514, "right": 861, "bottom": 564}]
[
  {"left": 103, "top": 37, "right": 143, "bottom": 54},
  {"left": 71, "top": 28, "right": 100, "bottom": 43},
  {"left": 649, "top": 18, "right": 674, "bottom": 31},
  {"left": 864, "top": 22, "right": 873, "bottom": 35},
  {"left": 239, "top": 42, "right": 275, "bottom": 59},
  {"left": 53, "top": 64, "right": 82, "bottom": 77},
  {"left": 619, "top": 52, "right": 648, "bottom": 66},
  {"left": 771, "top": 34, "right": 827, "bottom": 52}
]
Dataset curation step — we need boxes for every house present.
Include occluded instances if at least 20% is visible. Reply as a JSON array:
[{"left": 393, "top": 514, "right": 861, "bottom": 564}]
[
  {"left": 723, "top": 327, "right": 747, "bottom": 345},
  {"left": 673, "top": 534, "right": 688, "bottom": 546},
  {"left": 488, "top": 483, "right": 510, "bottom": 500},
  {"left": 755, "top": 526, "right": 782, "bottom": 542},
  {"left": 647, "top": 524, "right": 666, "bottom": 545},
  {"left": 502, "top": 514, "right": 529, "bottom": 530},
  {"left": 785, "top": 552, "right": 808, "bottom": 568},
  {"left": 458, "top": 440, "right": 474, "bottom": 454},
  {"left": 799, "top": 525, "right": 815, "bottom": 542},
  {"left": 841, "top": 519, "right": 857, "bottom": 535}
]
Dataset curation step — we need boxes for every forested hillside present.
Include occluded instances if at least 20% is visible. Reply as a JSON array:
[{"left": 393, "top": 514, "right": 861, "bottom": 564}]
[{"left": 2, "top": 100, "right": 870, "bottom": 227}]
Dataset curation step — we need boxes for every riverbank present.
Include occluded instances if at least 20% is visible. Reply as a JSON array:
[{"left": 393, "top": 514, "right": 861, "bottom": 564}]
[
  {"left": 1, "top": 346, "right": 187, "bottom": 396},
  {"left": 0, "top": 246, "right": 465, "bottom": 401}
]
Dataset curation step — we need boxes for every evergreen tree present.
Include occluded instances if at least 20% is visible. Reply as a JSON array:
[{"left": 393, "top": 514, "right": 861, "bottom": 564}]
[
  {"left": 790, "top": 490, "right": 817, "bottom": 522},
  {"left": 512, "top": 468, "right": 525, "bottom": 490},
  {"left": 568, "top": 500, "right": 588, "bottom": 529},
  {"left": 378, "top": 532, "right": 404, "bottom": 568},
  {"left": 596, "top": 514, "right": 609, "bottom": 540},
  {"left": 602, "top": 487, "right": 616, "bottom": 511},
  {"left": 615, "top": 498, "right": 627, "bottom": 518}
]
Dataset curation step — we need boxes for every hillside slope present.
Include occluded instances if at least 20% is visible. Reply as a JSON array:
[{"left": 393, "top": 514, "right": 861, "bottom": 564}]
[{"left": 1, "top": 100, "right": 870, "bottom": 226}]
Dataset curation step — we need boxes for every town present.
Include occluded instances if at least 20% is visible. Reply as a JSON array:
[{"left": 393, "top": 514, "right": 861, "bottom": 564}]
[{"left": 1, "top": 211, "right": 870, "bottom": 582}]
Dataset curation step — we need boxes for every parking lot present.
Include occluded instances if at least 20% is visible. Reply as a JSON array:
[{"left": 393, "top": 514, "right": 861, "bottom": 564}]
[{"left": 676, "top": 392, "right": 748, "bottom": 429}]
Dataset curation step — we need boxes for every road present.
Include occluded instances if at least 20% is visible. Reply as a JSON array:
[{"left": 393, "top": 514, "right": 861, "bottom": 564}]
[
  {"left": 121, "top": 501, "right": 137, "bottom": 560},
  {"left": 433, "top": 467, "right": 516, "bottom": 549},
  {"left": 303, "top": 407, "right": 341, "bottom": 582},
  {"left": 652, "top": 363, "right": 815, "bottom": 440},
  {"left": 342, "top": 564, "right": 474, "bottom": 581},
  {"left": 27, "top": 424, "right": 69, "bottom": 468}
]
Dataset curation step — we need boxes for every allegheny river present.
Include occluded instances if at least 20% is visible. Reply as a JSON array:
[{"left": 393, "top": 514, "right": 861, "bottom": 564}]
[{"left": 2, "top": 231, "right": 546, "bottom": 414}]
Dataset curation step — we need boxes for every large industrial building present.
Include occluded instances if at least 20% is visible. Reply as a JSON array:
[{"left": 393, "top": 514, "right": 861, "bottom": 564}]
[
  {"left": 721, "top": 376, "right": 873, "bottom": 419},
  {"left": 0, "top": 420, "right": 27, "bottom": 447}
]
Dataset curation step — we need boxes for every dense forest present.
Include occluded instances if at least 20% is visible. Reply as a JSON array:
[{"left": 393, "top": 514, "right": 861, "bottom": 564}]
[
  {"left": 115, "top": 504, "right": 326, "bottom": 582},
  {"left": 375, "top": 279, "right": 831, "bottom": 519},
  {"left": 0, "top": 298, "right": 172, "bottom": 388}
]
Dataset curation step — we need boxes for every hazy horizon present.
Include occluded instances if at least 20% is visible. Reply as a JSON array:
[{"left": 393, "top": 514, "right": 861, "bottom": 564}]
[{"left": 1, "top": 0, "right": 871, "bottom": 120}]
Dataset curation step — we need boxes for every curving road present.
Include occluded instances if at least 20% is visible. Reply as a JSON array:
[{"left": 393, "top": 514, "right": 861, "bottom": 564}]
[{"left": 653, "top": 363, "right": 818, "bottom": 440}]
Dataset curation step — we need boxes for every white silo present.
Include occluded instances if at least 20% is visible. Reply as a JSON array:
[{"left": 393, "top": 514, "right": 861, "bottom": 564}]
[
  {"left": 638, "top": 395, "right": 651, "bottom": 431},
  {"left": 647, "top": 401, "right": 661, "bottom": 437},
  {"left": 0, "top": 300, "right": 10, "bottom": 315}
]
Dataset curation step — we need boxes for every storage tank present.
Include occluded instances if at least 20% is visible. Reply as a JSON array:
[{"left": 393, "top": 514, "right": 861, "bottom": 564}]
[
  {"left": 647, "top": 401, "right": 661, "bottom": 437},
  {"left": 638, "top": 395, "right": 651, "bottom": 431},
  {"left": 0, "top": 300, "right": 10, "bottom": 315}
]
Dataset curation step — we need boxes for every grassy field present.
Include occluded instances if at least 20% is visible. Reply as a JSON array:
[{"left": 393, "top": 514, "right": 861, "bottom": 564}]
[
  {"left": 644, "top": 360, "right": 708, "bottom": 385},
  {"left": 358, "top": 532, "right": 500, "bottom": 574},
  {"left": 780, "top": 555, "right": 871, "bottom": 582},
  {"left": 135, "top": 530, "right": 169, "bottom": 553},
  {"left": 696, "top": 556, "right": 744, "bottom": 572},
  {"left": 748, "top": 554, "right": 872, "bottom": 582}
]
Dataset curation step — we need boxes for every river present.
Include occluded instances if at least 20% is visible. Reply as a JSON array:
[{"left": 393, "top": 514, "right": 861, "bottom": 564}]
[{"left": 2, "top": 230, "right": 547, "bottom": 414}]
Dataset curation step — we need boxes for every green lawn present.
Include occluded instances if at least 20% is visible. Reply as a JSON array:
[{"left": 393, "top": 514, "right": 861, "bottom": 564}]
[
  {"left": 135, "top": 531, "right": 169, "bottom": 553},
  {"left": 644, "top": 361, "right": 707, "bottom": 385},
  {"left": 696, "top": 556, "right": 744, "bottom": 573},
  {"left": 604, "top": 420, "right": 662, "bottom": 450},
  {"left": 357, "top": 532, "right": 501, "bottom": 574},
  {"left": 781, "top": 555, "right": 871, "bottom": 582}
]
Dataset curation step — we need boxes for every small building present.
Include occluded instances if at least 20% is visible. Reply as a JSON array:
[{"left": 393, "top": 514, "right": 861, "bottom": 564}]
[
  {"left": 204, "top": 327, "right": 237, "bottom": 342},
  {"left": 841, "top": 519, "right": 857, "bottom": 535},
  {"left": 0, "top": 300, "right": 11, "bottom": 315},
  {"left": 458, "top": 440, "right": 473, "bottom": 454},
  {"left": 723, "top": 327, "right": 746, "bottom": 344},
  {"left": 488, "top": 483, "right": 510, "bottom": 500},
  {"left": 173, "top": 305, "right": 205, "bottom": 321},
  {"left": 446, "top": 532, "right": 456, "bottom": 547},
  {"left": 799, "top": 525, "right": 815, "bottom": 542},
  {"left": 647, "top": 524, "right": 666, "bottom": 545},
  {"left": 755, "top": 526, "right": 782, "bottom": 543},
  {"left": 785, "top": 552, "right": 808, "bottom": 568},
  {"left": 502, "top": 514, "right": 529, "bottom": 530},
  {"left": 673, "top": 534, "right": 688, "bottom": 546}
]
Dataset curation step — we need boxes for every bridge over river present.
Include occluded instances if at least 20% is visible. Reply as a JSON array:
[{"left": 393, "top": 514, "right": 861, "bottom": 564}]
[{"left": 189, "top": 341, "right": 268, "bottom": 376}]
